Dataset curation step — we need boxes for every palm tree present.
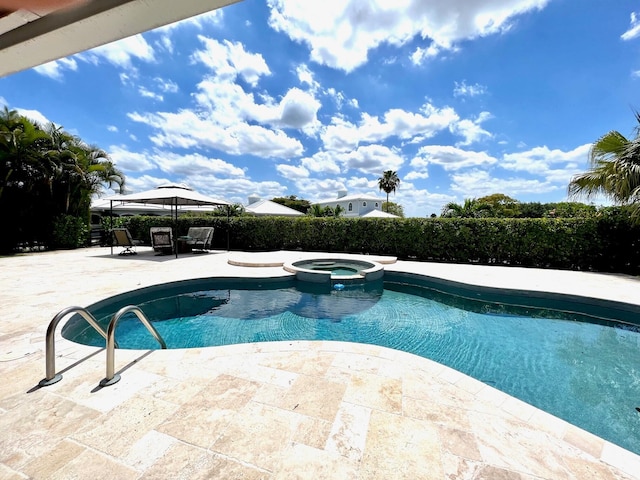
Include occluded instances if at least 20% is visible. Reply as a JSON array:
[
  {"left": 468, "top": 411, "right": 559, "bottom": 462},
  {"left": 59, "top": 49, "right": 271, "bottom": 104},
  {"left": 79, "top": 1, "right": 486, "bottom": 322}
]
[
  {"left": 307, "top": 204, "right": 324, "bottom": 217},
  {"left": 0, "top": 111, "right": 126, "bottom": 251},
  {"left": 44, "top": 125, "right": 125, "bottom": 215},
  {"left": 378, "top": 170, "right": 400, "bottom": 212},
  {"left": 0, "top": 113, "right": 51, "bottom": 199},
  {"left": 569, "top": 113, "right": 640, "bottom": 220},
  {"left": 441, "top": 198, "right": 493, "bottom": 218}
]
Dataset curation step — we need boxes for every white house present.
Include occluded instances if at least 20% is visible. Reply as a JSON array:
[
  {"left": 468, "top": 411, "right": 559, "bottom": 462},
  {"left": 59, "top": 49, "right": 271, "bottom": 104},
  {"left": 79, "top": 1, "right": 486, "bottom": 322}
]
[{"left": 314, "top": 190, "right": 396, "bottom": 218}]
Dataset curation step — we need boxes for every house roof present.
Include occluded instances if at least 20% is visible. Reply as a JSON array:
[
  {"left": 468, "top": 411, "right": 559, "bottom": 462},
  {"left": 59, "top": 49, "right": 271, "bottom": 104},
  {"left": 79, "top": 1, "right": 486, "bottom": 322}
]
[
  {"left": 314, "top": 193, "right": 383, "bottom": 205},
  {"left": 245, "top": 199, "right": 304, "bottom": 217},
  {"left": 0, "top": 0, "right": 239, "bottom": 77},
  {"left": 362, "top": 210, "right": 400, "bottom": 218}
]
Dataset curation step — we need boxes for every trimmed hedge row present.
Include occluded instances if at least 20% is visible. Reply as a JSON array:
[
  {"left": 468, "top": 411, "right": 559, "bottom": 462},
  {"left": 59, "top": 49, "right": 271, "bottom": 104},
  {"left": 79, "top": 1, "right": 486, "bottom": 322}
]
[{"left": 118, "top": 215, "right": 640, "bottom": 274}]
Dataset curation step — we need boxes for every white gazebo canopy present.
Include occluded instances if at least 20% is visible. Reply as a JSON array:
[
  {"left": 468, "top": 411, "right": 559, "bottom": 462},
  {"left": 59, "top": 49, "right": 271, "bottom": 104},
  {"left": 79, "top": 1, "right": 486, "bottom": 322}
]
[
  {"left": 104, "top": 183, "right": 231, "bottom": 257},
  {"left": 106, "top": 183, "right": 230, "bottom": 209}
]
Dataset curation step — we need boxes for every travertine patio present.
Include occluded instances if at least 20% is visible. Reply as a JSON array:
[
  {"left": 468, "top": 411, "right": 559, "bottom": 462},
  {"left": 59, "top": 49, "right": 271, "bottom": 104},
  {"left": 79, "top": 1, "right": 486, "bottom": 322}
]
[{"left": 1, "top": 247, "right": 639, "bottom": 479}]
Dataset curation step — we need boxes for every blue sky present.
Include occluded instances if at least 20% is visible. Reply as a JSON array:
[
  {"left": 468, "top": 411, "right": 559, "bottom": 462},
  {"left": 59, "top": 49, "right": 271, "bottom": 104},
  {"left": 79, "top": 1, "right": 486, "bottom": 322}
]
[{"left": 1, "top": 0, "right": 640, "bottom": 217}]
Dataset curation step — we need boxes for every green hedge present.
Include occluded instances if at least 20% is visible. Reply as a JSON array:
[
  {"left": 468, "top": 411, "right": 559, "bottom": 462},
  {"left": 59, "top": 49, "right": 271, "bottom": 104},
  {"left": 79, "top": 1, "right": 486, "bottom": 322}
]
[
  {"left": 51, "top": 214, "right": 89, "bottom": 249},
  {"left": 116, "top": 215, "right": 640, "bottom": 274}
]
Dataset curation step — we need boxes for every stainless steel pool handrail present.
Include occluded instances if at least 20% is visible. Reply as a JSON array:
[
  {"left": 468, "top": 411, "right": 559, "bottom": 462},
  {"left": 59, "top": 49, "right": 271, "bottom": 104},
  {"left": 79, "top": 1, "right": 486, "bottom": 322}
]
[
  {"left": 101, "top": 305, "right": 167, "bottom": 386},
  {"left": 40, "top": 306, "right": 116, "bottom": 386}
]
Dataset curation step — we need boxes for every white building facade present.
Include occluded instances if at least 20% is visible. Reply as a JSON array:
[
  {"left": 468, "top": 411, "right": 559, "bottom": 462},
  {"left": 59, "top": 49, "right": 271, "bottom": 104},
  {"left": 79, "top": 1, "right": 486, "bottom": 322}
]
[{"left": 314, "top": 190, "right": 386, "bottom": 218}]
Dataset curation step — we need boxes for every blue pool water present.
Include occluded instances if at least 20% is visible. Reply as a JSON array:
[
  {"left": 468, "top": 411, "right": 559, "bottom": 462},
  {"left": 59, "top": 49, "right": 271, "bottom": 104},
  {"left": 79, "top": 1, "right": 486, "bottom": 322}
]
[{"left": 62, "top": 275, "right": 640, "bottom": 455}]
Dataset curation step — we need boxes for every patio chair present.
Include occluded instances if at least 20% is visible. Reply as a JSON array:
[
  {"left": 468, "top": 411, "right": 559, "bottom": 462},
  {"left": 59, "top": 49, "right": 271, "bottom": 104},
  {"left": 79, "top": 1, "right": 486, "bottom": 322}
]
[
  {"left": 112, "top": 228, "right": 139, "bottom": 255},
  {"left": 150, "top": 227, "right": 174, "bottom": 255},
  {"left": 185, "top": 227, "right": 214, "bottom": 253}
]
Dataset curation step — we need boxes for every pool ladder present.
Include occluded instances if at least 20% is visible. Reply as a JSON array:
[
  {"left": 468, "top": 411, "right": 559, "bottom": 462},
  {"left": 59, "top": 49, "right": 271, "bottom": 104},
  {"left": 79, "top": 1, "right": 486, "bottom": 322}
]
[{"left": 39, "top": 305, "right": 166, "bottom": 388}]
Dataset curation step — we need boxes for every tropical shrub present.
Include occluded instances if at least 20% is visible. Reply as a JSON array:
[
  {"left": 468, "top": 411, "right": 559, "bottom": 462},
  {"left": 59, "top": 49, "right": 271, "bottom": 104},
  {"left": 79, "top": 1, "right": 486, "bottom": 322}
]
[
  {"left": 51, "top": 214, "right": 88, "bottom": 249},
  {"left": 0, "top": 108, "right": 125, "bottom": 253}
]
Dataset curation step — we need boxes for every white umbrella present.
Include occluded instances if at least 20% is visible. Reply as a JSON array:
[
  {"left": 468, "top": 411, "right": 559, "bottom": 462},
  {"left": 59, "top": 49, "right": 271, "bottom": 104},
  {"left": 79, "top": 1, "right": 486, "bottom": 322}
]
[{"left": 105, "top": 184, "right": 231, "bottom": 257}]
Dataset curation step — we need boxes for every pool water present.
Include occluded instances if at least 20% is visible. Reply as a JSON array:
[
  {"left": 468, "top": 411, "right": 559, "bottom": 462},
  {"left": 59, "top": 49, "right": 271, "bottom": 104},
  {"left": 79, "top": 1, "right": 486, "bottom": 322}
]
[
  {"left": 63, "top": 277, "right": 640, "bottom": 455},
  {"left": 290, "top": 259, "right": 374, "bottom": 278},
  {"left": 320, "top": 267, "right": 358, "bottom": 276}
]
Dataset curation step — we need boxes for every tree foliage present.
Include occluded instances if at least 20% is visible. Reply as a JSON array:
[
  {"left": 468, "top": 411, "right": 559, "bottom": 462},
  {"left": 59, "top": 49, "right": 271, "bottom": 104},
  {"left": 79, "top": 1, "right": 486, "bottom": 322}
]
[
  {"left": 440, "top": 194, "right": 599, "bottom": 219},
  {"left": 307, "top": 204, "right": 344, "bottom": 217},
  {"left": 382, "top": 201, "right": 404, "bottom": 217},
  {"left": 0, "top": 108, "right": 125, "bottom": 252},
  {"left": 476, "top": 194, "right": 521, "bottom": 217},
  {"left": 542, "top": 202, "right": 597, "bottom": 218},
  {"left": 271, "top": 195, "right": 311, "bottom": 213},
  {"left": 441, "top": 198, "right": 493, "bottom": 218}
]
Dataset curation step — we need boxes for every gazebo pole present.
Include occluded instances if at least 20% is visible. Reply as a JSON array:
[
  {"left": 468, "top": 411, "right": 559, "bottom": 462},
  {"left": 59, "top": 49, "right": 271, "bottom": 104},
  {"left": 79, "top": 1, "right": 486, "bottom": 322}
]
[
  {"left": 174, "top": 197, "right": 178, "bottom": 258},
  {"left": 110, "top": 200, "right": 113, "bottom": 256}
]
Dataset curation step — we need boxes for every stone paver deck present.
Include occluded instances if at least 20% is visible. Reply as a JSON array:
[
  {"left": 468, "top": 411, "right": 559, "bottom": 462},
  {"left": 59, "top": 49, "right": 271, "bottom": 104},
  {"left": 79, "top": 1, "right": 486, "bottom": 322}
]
[{"left": 1, "top": 247, "right": 639, "bottom": 479}]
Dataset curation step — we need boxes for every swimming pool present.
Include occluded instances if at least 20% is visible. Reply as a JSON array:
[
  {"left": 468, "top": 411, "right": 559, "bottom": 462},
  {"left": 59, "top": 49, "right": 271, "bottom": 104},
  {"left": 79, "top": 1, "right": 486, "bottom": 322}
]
[{"left": 62, "top": 273, "right": 640, "bottom": 455}]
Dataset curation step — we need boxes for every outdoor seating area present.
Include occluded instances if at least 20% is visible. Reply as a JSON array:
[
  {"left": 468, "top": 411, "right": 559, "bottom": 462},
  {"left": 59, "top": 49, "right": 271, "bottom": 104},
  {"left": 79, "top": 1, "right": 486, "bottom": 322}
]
[
  {"left": 108, "top": 225, "right": 217, "bottom": 257},
  {"left": 150, "top": 227, "right": 174, "bottom": 255},
  {"left": 111, "top": 228, "right": 139, "bottom": 256},
  {"left": 183, "top": 226, "right": 214, "bottom": 253}
]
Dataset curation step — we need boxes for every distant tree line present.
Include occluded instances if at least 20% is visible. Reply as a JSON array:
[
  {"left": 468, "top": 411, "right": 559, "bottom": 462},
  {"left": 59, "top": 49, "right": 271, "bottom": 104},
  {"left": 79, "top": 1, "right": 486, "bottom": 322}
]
[
  {"left": 272, "top": 195, "right": 311, "bottom": 213},
  {"left": 0, "top": 107, "right": 124, "bottom": 252},
  {"left": 441, "top": 194, "right": 603, "bottom": 219}
]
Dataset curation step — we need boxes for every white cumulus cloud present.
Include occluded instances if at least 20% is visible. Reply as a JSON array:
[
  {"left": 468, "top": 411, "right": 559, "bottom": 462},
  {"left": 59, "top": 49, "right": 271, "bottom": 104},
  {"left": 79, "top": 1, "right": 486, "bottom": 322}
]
[
  {"left": 83, "top": 34, "right": 156, "bottom": 69},
  {"left": 450, "top": 169, "right": 557, "bottom": 197},
  {"left": 336, "top": 144, "right": 405, "bottom": 174},
  {"left": 267, "top": 0, "right": 550, "bottom": 72},
  {"left": 453, "top": 80, "right": 488, "bottom": 97},
  {"left": 279, "top": 88, "right": 322, "bottom": 130},
  {"left": 450, "top": 112, "right": 492, "bottom": 146},
  {"left": 276, "top": 163, "right": 310, "bottom": 178},
  {"left": 15, "top": 108, "right": 51, "bottom": 126},
  {"left": 322, "top": 102, "right": 459, "bottom": 151},
  {"left": 301, "top": 152, "right": 342, "bottom": 175},
  {"left": 192, "top": 37, "right": 271, "bottom": 87},
  {"left": 501, "top": 144, "right": 589, "bottom": 185},
  {"left": 108, "top": 145, "right": 156, "bottom": 172},
  {"left": 128, "top": 109, "right": 304, "bottom": 159},
  {"left": 622, "top": 12, "right": 640, "bottom": 41},
  {"left": 412, "top": 145, "right": 497, "bottom": 171},
  {"left": 502, "top": 144, "right": 589, "bottom": 174},
  {"left": 138, "top": 87, "right": 163, "bottom": 102},
  {"left": 33, "top": 57, "right": 78, "bottom": 80}
]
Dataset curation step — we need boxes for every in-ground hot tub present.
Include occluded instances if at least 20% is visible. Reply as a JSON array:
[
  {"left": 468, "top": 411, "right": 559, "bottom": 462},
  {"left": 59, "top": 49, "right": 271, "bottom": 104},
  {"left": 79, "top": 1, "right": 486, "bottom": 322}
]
[{"left": 283, "top": 258, "right": 384, "bottom": 284}]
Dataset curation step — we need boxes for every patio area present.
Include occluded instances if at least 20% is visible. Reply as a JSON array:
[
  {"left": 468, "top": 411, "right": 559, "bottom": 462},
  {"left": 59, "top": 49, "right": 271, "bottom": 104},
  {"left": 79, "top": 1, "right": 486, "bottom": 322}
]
[{"left": 1, "top": 246, "right": 639, "bottom": 479}]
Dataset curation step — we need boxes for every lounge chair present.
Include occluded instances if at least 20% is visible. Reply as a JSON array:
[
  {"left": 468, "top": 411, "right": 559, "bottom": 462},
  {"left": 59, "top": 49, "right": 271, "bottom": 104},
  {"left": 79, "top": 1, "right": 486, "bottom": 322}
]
[
  {"left": 112, "top": 228, "right": 139, "bottom": 255},
  {"left": 150, "top": 227, "right": 174, "bottom": 255},
  {"left": 185, "top": 227, "right": 214, "bottom": 253}
]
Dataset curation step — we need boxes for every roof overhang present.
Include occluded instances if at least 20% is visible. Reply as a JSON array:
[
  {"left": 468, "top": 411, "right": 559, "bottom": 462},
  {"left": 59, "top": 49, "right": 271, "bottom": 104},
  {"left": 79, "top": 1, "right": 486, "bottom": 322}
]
[{"left": 0, "top": 0, "right": 240, "bottom": 78}]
